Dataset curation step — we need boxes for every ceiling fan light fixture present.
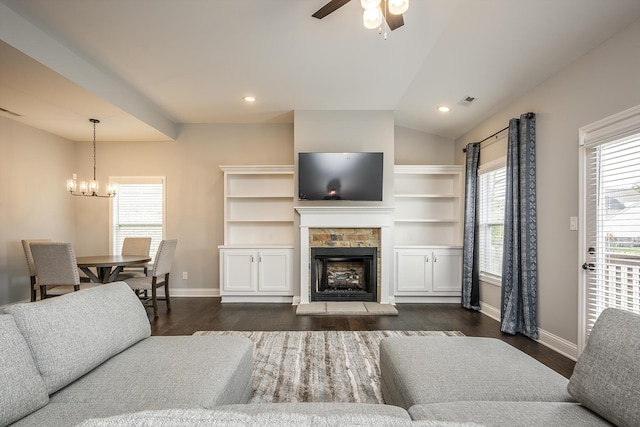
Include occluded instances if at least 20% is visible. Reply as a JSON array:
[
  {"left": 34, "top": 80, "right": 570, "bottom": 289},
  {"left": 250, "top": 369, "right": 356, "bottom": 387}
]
[
  {"left": 361, "top": 0, "right": 381, "bottom": 9},
  {"left": 388, "top": 0, "right": 409, "bottom": 15},
  {"left": 363, "top": 6, "right": 382, "bottom": 29}
]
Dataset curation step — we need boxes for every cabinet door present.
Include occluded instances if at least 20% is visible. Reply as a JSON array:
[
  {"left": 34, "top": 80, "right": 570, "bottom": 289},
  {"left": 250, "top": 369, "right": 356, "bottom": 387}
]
[
  {"left": 431, "top": 248, "right": 462, "bottom": 293},
  {"left": 221, "top": 250, "right": 256, "bottom": 292},
  {"left": 257, "top": 249, "right": 292, "bottom": 293},
  {"left": 395, "top": 250, "right": 430, "bottom": 293}
]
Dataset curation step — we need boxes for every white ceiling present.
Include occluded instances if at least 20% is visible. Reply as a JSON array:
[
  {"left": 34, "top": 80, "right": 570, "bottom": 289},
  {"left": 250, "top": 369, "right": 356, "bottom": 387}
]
[{"left": 1, "top": 0, "right": 640, "bottom": 142}]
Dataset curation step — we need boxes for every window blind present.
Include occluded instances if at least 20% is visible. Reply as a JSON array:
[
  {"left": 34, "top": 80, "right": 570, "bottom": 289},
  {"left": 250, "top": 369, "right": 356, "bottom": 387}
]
[
  {"left": 584, "top": 133, "right": 640, "bottom": 336},
  {"left": 478, "top": 166, "right": 506, "bottom": 279},
  {"left": 112, "top": 178, "right": 164, "bottom": 260}
]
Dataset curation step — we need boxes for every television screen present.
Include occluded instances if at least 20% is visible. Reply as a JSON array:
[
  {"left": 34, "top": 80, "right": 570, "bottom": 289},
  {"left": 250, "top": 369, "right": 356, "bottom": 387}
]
[{"left": 298, "top": 152, "right": 383, "bottom": 201}]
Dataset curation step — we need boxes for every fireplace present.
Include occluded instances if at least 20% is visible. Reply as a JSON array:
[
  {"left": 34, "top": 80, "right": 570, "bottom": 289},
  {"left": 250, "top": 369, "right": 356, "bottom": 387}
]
[
  {"left": 296, "top": 207, "right": 394, "bottom": 305},
  {"left": 311, "top": 247, "right": 377, "bottom": 302}
]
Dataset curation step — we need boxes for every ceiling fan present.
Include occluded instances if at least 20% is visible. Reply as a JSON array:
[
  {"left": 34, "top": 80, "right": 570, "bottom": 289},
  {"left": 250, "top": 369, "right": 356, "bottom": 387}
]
[{"left": 312, "top": 0, "right": 405, "bottom": 31}]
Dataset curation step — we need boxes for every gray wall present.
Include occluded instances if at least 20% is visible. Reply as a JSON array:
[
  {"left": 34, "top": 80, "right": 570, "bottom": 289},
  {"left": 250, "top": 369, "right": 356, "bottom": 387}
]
[
  {"left": 0, "top": 117, "right": 76, "bottom": 304},
  {"left": 454, "top": 18, "right": 640, "bottom": 356},
  {"left": 0, "top": 113, "right": 454, "bottom": 306}
]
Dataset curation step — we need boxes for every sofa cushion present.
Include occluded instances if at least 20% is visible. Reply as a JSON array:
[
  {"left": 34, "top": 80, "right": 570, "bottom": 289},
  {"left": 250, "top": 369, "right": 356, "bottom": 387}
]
[
  {"left": 568, "top": 308, "right": 640, "bottom": 427},
  {"left": 4, "top": 282, "right": 150, "bottom": 394},
  {"left": 0, "top": 315, "right": 49, "bottom": 427},
  {"left": 207, "top": 402, "right": 412, "bottom": 419},
  {"left": 380, "top": 337, "right": 572, "bottom": 409},
  {"left": 409, "top": 401, "right": 613, "bottom": 426},
  {"left": 75, "top": 408, "right": 481, "bottom": 426},
  {"left": 9, "top": 403, "right": 141, "bottom": 427},
  {"left": 50, "top": 335, "right": 253, "bottom": 409}
]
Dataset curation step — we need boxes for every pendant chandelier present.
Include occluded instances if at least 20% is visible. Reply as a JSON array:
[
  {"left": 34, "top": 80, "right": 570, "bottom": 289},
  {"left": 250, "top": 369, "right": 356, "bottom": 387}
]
[{"left": 66, "top": 118, "right": 116, "bottom": 198}]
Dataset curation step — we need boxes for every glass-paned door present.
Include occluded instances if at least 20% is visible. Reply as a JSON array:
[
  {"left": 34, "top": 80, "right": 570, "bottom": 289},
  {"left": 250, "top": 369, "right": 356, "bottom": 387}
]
[{"left": 581, "top": 112, "right": 640, "bottom": 352}]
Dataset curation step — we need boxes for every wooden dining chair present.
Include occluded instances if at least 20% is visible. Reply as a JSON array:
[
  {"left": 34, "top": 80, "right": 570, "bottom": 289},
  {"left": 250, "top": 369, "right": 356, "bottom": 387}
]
[
  {"left": 124, "top": 239, "right": 177, "bottom": 317},
  {"left": 29, "top": 242, "right": 93, "bottom": 299},
  {"left": 117, "top": 237, "right": 152, "bottom": 280},
  {"left": 21, "top": 239, "right": 52, "bottom": 301}
]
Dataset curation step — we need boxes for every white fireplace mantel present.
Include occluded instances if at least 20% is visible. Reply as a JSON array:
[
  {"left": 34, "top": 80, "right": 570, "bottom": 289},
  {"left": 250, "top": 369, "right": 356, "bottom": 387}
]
[{"left": 296, "top": 206, "right": 394, "bottom": 305}]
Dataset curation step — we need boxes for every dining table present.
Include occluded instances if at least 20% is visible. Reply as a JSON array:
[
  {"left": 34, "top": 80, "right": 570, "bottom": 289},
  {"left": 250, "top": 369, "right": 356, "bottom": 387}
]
[{"left": 76, "top": 255, "right": 152, "bottom": 284}]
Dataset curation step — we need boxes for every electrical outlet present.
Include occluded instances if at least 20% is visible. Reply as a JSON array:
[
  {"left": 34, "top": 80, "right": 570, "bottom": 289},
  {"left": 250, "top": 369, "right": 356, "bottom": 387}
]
[{"left": 182, "top": 272, "right": 188, "bottom": 280}]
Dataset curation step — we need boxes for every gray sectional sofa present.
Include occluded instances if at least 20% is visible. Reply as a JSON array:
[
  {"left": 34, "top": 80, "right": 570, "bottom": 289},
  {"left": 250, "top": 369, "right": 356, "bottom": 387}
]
[
  {"left": 1, "top": 282, "right": 254, "bottom": 427},
  {"left": 2, "top": 282, "right": 638, "bottom": 426}
]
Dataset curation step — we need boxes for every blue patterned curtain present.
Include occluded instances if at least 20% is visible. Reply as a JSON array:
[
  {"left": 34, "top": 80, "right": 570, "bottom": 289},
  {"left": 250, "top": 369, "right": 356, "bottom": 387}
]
[
  {"left": 501, "top": 113, "right": 538, "bottom": 339},
  {"left": 462, "top": 142, "right": 481, "bottom": 310}
]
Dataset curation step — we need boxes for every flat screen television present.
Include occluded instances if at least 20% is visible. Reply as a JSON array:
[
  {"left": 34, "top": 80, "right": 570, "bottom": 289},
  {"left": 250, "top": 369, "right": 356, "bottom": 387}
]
[{"left": 298, "top": 152, "right": 383, "bottom": 201}]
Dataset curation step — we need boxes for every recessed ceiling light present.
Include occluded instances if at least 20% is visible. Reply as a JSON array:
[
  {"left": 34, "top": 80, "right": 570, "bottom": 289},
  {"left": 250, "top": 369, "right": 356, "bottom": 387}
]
[
  {"left": 243, "top": 96, "right": 256, "bottom": 102},
  {"left": 437, "top": 106, "right": 451, "bottom": 113}
]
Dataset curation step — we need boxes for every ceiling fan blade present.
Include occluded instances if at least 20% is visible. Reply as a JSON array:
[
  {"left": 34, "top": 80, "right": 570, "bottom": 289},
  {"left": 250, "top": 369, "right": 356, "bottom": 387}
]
[
  {"left": 312, "top": 0, "right": 352, "bottom": 19},
  {"left": 382, "top": 1, "right": 404, "bottom": 31}
]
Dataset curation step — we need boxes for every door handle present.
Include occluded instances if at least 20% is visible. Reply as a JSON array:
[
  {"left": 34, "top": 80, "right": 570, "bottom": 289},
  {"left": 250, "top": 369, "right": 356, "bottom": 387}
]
[{"left": 582, "top": 263, "right": 595, "bottom": 271}]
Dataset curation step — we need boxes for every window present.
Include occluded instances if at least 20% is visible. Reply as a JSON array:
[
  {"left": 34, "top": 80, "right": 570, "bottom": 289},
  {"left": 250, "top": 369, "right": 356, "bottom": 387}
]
[
  {"left": 110, "top": 176, "right": 165, "bottom": 260},
  {"left": 478, "top": 159, "right": 506, "bottom": 284},
  {"left": 580, "top": 106, "right": 640, "bottom": 353}
]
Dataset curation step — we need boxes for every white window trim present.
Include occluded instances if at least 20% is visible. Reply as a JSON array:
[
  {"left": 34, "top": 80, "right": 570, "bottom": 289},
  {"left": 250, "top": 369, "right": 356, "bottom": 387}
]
[
  {"left": 478, "top": 156, "right": 506, "bottom": 175},
  {"left": 478, "top": 156, "right": 507, "bottom": 287},
  {"left": 108, "top": 176, "right": 167, "bottom": 255},
  {"left": 578, "top": 104, "right": 640, "bottom": 354}
]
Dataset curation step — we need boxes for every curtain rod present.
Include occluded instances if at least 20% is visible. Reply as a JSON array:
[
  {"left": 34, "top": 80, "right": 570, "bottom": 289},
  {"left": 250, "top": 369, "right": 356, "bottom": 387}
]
[
  {"left": 461, "top": 112, "right": 534, "bottom": 153},
  {"left": 462, "top": 126, "right": 508, "bottom": 153}
]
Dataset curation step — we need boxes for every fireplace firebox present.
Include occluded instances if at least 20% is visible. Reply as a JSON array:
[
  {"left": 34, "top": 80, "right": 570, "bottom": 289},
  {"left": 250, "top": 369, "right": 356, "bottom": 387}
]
[{"left": 310, "top": 247, "right": 377, "bottom": 302}]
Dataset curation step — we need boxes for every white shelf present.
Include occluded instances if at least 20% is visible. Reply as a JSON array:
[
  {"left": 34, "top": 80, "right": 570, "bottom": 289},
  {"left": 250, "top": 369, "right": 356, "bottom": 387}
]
[
  {"left": 221, "top": 165, "right": 295, "bottom": 247},
  {"left": 395, "top": 194, "right": 458, "bottom": 199},
  {"left": 394, "top": 219, "right": 460, "bottom": 223},
  {"left": 394, "top": 165, "right": 464, "bottom": 247}
]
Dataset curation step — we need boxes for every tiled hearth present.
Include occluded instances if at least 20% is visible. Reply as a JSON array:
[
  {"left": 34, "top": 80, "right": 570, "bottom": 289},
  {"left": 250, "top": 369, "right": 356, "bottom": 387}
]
[{"left": 296, "top": 207, "right": 394, "bottom": 305}]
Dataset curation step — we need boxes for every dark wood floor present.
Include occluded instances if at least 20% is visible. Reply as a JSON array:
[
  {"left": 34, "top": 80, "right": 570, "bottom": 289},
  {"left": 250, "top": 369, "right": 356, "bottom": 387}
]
[{"left": 150, "top": 298, "right": 576, "bottom": 379}]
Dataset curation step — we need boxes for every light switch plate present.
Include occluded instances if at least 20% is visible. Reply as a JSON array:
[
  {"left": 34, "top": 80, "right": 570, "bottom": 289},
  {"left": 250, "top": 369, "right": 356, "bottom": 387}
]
[{"left": 569, "top": 216, "right": 578, "bottom": 231}]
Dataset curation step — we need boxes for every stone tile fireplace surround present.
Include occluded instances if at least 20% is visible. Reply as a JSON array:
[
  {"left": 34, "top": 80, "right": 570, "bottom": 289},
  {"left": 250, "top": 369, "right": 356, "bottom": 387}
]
[{"left": 296, "top": 207, "right": 394, "bottom": 305}]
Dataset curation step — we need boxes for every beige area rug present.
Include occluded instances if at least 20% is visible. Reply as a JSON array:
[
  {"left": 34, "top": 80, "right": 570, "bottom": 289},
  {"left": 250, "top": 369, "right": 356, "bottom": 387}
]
[
  {"left": 296, "top": 302, "right": 398, "bottom": 316},
  {"left": 193, "top": 330, "right": 463, "bottom": 404}
]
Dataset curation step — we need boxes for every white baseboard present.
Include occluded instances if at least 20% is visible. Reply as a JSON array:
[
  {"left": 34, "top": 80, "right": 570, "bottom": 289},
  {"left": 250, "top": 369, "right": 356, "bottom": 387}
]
[
  {"left": 221, "top": 295, "right": 294, "bottom": 303},
  {"left": 480, "top": 302, "right": 578, "bottom": 361},
  {"left": 158, "top": 288, "right": 220, "bottom": 298},
  {"left": 292, "top": 296, "right": 301, "bottom": 305},
  {"left": 393, "top": 296, "right": 460, "bottom": 303},
  {"left": 538, "top": 329, "right": 578, "bottom": 361},
  {"left": 480, "top": 302, "right": 500, "bottom": 321}
]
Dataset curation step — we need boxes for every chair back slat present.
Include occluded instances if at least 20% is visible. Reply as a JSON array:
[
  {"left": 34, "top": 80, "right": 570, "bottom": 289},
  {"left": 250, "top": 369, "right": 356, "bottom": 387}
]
[
  {"left": 121, "top": 237, "right": 152, "bottom": 257},
  {"left": 152, "top": 239, "right": 178, "bottom": 277},
  {"left": 30, "top": 242, "right": 80, "bottom": 286},
  {"left": 22, "top": 239, "right": 53, "bottom": 276}
]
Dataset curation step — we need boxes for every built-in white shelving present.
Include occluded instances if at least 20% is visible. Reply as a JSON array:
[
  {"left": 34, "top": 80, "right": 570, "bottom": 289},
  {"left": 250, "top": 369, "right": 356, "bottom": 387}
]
[
  {"left": 393, "top": 165, "right": 464, "bottom": 301},
  {"left": 219, "top": 166, "right": 294, "bottom": 302}
]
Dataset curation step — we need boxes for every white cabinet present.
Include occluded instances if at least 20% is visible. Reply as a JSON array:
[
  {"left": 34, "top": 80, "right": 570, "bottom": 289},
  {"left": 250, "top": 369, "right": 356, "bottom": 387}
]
[
  {"left": 219, "top": 166, "right": 295, "bottom": 302},
  {"left": 395, "top": 248, "right": 462, "bottom": 296},
  {"left": 220, "top": 248, "right": 293, "bottom": 296}
]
